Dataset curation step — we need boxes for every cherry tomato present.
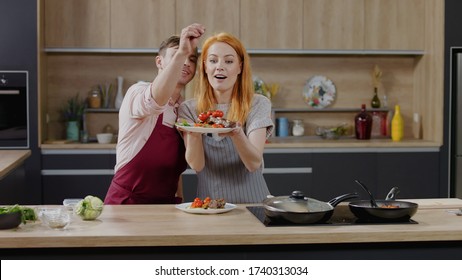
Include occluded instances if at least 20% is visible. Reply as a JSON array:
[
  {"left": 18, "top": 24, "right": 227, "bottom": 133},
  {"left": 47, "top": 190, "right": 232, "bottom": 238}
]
[
  {"left": 206, "top": 110, "right": 214, "bottom": 117},
  {"left": 212, "top": 110, "right": 224, "bottom": 118},
  {"left": 191, "top": 197, "right": 203, "bottom": 208},
  {"left": 198, "top": 112, "right": 209, "bottom": 122}
]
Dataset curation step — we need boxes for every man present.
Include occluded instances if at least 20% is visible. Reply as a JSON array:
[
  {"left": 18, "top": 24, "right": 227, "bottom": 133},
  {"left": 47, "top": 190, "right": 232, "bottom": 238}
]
[{"left": 104, "top": 23, "right": 205, "bottom": 204}]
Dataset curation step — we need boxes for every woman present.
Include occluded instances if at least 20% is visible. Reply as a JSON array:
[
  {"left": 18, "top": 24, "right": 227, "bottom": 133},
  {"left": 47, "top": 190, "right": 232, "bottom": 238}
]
[{"left": 178, "top": 32, "right": 274, "bottom": 203}]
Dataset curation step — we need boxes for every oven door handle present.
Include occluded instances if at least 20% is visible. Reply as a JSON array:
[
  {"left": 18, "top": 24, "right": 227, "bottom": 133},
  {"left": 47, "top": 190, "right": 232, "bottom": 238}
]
[{"left": 0, "top": 90, "right": 20, "bottom": 95}]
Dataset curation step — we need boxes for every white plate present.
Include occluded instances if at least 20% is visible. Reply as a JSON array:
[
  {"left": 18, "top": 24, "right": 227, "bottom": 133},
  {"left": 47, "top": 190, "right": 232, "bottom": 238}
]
[
  {"left": 175, "top": 123, "right": 234, "bottom": 134},
  {"left": 302, "top": 75, "right": 336, "bottom": 109},
  {"left": 175, "top": 203, "right": 237, "bottom": 214}
]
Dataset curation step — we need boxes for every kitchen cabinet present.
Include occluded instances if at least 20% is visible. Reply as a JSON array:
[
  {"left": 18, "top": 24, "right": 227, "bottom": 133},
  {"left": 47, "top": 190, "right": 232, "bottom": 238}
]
[
  {"left": 111, "top": 0, "right": 175, "bottom": 49},
  {"left": 182, "top": 150, "right": 313, "bottom": 201},
  {"left": 311, "top": 151, "right": 441, "bottom": 201},
  {"left": 364, "top": 0, "right": 425, "bottom": 50},
  {"left": 44, "top": 0, "right": 111, "bottom": 48},
  {"left": 41, "top": 151, "right": 115, "bottom": 204},
  {"left": 262, "top": 151, "right": 313, "bottom": 196},
  {"left": 240, "top": 0, "right": 303, "bottom": 49},
  {"left": 0, "top": 165, "right": 27, "bottom": 205},
  {"left": 311, "top": 153, "right": 377, "bottom": 200},
  {"left": 176, "top": 0, "right": 240, "bottom": 47},
  {"left": 303, "top": 0, "right": 424, "bottom": 51},
  {"left": 303, "top": 0, "right": 364, "bottom": 50},
  {"left": 376, "top": 152, "right": 441, "bottom": 198},
  {"left": 43, "top": 0, "right": 426, "bottom": 51}
]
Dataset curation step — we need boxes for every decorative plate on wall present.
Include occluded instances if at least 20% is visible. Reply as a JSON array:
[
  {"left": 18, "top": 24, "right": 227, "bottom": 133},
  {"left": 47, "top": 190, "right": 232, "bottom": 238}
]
[{"left": 302, "top": 75, "right": 336, "bottom": 109}]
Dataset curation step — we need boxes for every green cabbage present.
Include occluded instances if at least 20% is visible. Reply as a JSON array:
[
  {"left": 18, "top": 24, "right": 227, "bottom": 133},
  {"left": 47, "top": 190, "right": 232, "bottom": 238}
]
[{"left": 74, "top": 195, "right": 104, "bottom": 220}]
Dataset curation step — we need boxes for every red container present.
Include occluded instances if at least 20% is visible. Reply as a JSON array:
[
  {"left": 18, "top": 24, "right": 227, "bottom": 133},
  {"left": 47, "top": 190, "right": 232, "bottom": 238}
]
[{"left": 355, "top": 104, "right": 372, "bottom": 140}]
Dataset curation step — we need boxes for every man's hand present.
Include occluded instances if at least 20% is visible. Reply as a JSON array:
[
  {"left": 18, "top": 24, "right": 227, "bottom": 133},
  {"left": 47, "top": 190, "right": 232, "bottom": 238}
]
[{"left": 179, "top": 23, "right": 205, "bottom": 56}]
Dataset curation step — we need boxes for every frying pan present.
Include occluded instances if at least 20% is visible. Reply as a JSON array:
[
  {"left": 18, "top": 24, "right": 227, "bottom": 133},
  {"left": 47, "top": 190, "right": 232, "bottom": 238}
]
[
  {"left": 263, "top": 191, "right": 359, "bottom": 224},
  {"left": 348, "top": 200, "right": 418, "bottom": 221},
  {"left": 348, "top": 180, "right": 418, "bottom": 221}
]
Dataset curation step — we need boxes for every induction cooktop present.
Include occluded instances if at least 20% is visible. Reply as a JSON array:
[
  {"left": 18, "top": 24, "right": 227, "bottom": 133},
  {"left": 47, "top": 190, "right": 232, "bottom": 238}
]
[{"left": 247, "top": 206, "right": 418, "bottom": 227}]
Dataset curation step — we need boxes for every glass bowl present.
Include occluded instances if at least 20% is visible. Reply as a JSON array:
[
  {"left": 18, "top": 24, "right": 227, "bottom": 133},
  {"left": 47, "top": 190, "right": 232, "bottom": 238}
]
[
  {"left": 315, "top": 124, "right": 349, "bottom": 140},
  {"left": 39, "top": 207, "right": 71, "bottom": 230}
]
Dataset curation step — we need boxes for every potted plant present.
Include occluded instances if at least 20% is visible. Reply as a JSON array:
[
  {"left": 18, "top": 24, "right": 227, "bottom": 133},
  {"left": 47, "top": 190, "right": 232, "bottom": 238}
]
[{"left": 62, "top": 93, "right": 85, "bottom": 141}]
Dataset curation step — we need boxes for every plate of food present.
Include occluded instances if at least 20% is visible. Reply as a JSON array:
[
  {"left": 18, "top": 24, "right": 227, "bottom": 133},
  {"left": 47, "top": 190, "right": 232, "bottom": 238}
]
[
  {"left": 302, "top": 75, "right": 336, "bottom": 109},
  {"left": 176, "top": 109, "right": 236, "bottom": 134},
  {"left": 175, "top": 198, "right": 236, "bottom": 214},
  {"left": 175, "top": 123, "right": 234, "bottom": 134}
]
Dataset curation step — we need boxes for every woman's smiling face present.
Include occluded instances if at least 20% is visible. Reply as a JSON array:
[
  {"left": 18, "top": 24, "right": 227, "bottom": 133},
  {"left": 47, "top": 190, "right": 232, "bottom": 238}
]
[{"left": 204, "top": 42, "right": 242, "bottom": 96}]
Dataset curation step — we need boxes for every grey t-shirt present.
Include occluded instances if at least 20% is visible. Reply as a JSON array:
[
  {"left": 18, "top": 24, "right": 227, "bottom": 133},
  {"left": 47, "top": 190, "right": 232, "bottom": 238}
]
[{"left": 178, "top": 94, "right": 274, "bottom": 203}]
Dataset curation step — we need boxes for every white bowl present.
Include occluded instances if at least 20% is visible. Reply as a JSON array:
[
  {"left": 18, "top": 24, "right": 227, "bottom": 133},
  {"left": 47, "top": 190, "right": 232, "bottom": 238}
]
[{"left": 96, "top": 133, "right": 113, "bottom": 144}]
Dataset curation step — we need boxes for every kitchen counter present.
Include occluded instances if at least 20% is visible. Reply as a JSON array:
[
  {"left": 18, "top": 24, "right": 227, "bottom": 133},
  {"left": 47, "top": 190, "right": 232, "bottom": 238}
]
[
  {"left": 40, "top": 138, "right": 441, "bottom": 151},
  {"left": 1, "top": 199, "right": 461, "bottom": 259},
  {"left": 0, "top": 150, "right": 31, "bottom": 180}
]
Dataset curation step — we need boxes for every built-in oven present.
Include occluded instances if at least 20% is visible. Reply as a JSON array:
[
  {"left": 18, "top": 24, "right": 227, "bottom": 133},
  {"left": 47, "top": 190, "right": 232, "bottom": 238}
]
[{"left": 0, "top": 71, "right": 29, "bottom": 148}]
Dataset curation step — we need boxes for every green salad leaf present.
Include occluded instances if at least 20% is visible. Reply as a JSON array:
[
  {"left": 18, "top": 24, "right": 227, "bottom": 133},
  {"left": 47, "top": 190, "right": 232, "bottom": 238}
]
[{"left": 0, "top": 204, "right": 37, "bottom": 224}]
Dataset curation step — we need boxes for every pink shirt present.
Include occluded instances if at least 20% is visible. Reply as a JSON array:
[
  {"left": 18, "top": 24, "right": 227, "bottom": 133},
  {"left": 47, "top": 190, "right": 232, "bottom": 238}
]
[{"left": 114, "top": 82, "right": 181, "bottom": 172}]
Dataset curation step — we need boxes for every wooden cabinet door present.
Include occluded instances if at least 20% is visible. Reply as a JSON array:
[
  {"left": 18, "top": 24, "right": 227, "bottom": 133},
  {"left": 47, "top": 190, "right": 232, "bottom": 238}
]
[
  {"left": 240, "top": 0, "right": 303, "bottom": 49},
  {"left": 364, "top": 0, "right": 425, "bottom": 50},
  {"left": 303, "top": 0, "right": 364, "bottom": 50},
  {"left": 44, "top": 0, "right": 110, "bottom": 48},
  {"left": 176, "top": 0, "right": 240, "bottom": 47},
  {"left": 111, "top": 0, "right": 175, "bottom": 49}
]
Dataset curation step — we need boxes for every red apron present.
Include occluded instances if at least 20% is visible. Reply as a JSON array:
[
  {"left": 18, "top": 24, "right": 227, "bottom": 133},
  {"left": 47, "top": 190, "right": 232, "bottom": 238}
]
[{"left": 104, "top": 113, "right": 187, "bottom": 204}]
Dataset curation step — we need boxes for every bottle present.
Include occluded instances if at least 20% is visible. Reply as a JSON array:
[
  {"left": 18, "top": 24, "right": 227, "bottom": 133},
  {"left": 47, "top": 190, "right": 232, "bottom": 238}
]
[
  {"left": 371, "top": 112, "right": 381, "bottom": 137},
  {"left": 354, "top": 104, "right": 372, "bottom": 140},
  {"left": 412, "top": 113, "right": 422, "bottom": 139},
  {"left": 371, "top": 87, "right": 381, "bottom": 108},
  {"left": 391, "top": 105, "right": 404, "bottom": 141},
  {"left": 276, "top": 117, "right": 289, "bottom": 137},
  {"left": 292, "top": 119, "right": 304, "bottom": 136},
  {"left": 115, "top": 76, "right": 124, "bottom": 110}
]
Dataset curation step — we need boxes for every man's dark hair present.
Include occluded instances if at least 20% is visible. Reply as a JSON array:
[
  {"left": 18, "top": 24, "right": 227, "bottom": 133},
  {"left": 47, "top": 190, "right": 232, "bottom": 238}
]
[
  {"left": 158, "top": 35, "right": 180, "bottom": 56},
  {"left": 158, "top": 35, "right": 198, "bottom": 57}
]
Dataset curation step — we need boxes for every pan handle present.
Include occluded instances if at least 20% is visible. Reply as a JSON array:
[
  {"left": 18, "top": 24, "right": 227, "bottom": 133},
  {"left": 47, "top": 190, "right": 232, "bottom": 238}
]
[
  {"left": 385, "top": 187, "right": 400, "bottom": 201},
  {"left": 327, "top": 193, "right": 359, "bottom": 207}
]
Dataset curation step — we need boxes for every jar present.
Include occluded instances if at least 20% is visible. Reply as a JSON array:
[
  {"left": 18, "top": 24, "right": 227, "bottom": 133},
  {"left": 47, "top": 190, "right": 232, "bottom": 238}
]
[
  {"left": 292, "top": 119, "right": 305, "bottom": 136},
  {"left": 88, "top": 90, "right": 101, "bottom": 108}
]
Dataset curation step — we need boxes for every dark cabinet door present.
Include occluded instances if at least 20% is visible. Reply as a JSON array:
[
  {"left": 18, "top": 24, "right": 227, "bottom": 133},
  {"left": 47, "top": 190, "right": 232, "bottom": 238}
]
[
  {"left": 377, "top": 152, "right": 440, "bottom": 198},
  {"left": 182, "top": 151, "right": 313, "bottom": 201},
  {"left": 263, "top": 152, "right": 312, "bottom": 196},
  {"left": 41, "top": 152, "right": 115, "bottom": 204},
  {"left": 42, "top": 175, "right": 112, "bottom": 204},
  {"left": 311, "top": 153, "right": 377, "bottom": 201},
  {"left": 182, "top": 173, "right": 198, "bottom": 202}
]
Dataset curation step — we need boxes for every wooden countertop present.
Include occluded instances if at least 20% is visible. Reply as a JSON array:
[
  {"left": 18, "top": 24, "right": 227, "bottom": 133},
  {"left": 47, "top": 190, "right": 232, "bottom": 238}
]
[
  {"left": 40, "top": 138, "right": 440, "bottom": 151},
  {"left": 1, "top": 198, "right": 461, "bottom": 249},
  {"left": 0, "top": 150, "right": 31, "bottom": 180}
]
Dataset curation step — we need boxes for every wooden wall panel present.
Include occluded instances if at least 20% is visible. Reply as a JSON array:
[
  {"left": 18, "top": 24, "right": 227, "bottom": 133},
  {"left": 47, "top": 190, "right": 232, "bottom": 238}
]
[
  {"left": 176, "top": 0, "right": 240, "bottom": 47},
  {"left": 111, "top": 0, "right": 175, "bottom": 49},
  {"left": 240, "top": 0, "right": 303, "bottom": 49},
  {"left": 44, "top": 0, "right": 110, "bottom": 48},
  {"left": 303, "top": 0, "right": 364, "bottom": 50},
  {"left": 365, "top": 0, "right": 425, "bottom": 50}
]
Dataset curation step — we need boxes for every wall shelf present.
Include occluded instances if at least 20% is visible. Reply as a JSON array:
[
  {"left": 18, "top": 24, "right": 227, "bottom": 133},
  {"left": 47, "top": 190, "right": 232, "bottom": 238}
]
[
  {"left": 84, "top": 108, "right": 119, "bottom": 113},
  {"left": 272, "top": 107, "right": 390, "bottom": 113},
  {"left": 44, "top": 48, "right": 425, "bottom": 56}
]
